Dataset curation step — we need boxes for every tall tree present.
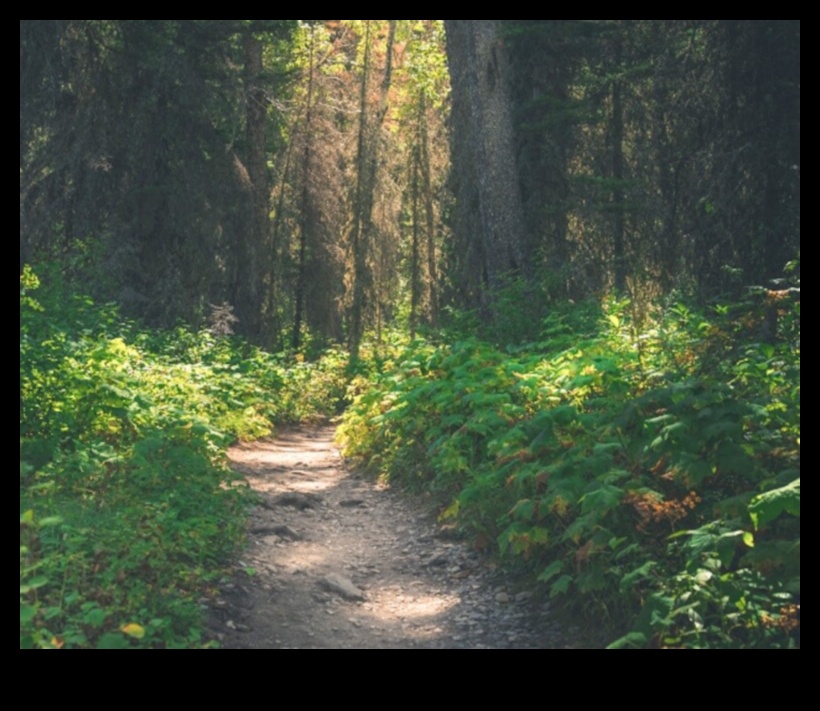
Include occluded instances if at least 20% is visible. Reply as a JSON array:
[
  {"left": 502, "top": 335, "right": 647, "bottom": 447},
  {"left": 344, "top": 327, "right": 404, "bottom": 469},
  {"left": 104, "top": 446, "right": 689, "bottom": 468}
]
[
  {"left": 444, "top": 20, "right": 528, "bottom": 313},
  {"left": 236, "top": 28, "right": 267, "bottom": 341},
  {"left": 400, "top": 21, "right": 449, "bottom": 333},
  {"left": 20, "top": 20, "right": 295, "bottom": 334},
  {"left": 291, "top": 23, "right": 317, "bottom": 350},
  {"left": 496, "top": 20, "right": 799, "bottom": 302},
  {"left": 348, "top": 20, "right": 397, "bottom": 360}
]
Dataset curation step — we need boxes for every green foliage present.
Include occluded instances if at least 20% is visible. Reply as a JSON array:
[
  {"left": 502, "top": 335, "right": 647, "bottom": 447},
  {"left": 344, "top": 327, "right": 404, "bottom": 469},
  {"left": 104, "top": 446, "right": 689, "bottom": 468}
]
[
  {"left": 20, "top": 266, "right": 348, "bottom": 648},
  {"left": 749, "top": 479, "right": 800, "bottom": 530},
  {"left": 340, "top": 288, "right": 800, "bottom": 648}
]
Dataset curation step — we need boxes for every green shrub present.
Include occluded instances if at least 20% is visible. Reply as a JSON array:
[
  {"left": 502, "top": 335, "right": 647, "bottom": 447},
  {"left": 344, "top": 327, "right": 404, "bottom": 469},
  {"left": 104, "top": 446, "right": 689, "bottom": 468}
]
[
  {"left": 20, "top": 265, "right": 353, "bottom": 648},
  {"left": 340, "top": 292, "right": 800, "bottom": 648}
]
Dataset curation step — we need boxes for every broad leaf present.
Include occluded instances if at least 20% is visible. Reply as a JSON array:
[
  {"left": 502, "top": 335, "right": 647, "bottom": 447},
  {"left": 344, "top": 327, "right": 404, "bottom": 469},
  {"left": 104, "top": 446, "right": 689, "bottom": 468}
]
[
  {"left": 749, "top": 479, "right": 800, "bottom": 529},
  {"left": 538, "top": 559, "right": 563, "bottom": 583}
]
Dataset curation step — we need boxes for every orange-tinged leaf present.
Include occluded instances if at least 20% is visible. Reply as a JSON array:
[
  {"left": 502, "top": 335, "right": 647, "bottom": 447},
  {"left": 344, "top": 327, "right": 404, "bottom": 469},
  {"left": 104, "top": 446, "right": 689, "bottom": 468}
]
[{"left": 50, "top": 636, "right": 65, "bottom": 649}]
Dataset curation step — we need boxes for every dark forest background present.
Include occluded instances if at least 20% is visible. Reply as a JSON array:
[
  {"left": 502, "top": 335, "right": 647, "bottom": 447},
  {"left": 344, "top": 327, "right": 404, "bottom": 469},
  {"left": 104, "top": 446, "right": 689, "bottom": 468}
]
[{"left": 21, "top": 20, "right": 800, "bottom": 346}]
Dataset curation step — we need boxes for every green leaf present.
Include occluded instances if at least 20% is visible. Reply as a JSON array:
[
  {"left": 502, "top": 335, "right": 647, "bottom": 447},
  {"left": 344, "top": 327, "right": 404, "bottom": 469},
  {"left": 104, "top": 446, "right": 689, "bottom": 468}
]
[
  {"left": 509, "top": 498, "right": 536, "bottom": 521},
  {"left": 645, "top": 414, "right": 675, "bottom": 426},
  {"left": 529, "top": 427, "right": 554, "bottom": 452},
  {"left": 550, "top": 575, "right": 573, "bottom": 598},
  {"left": 21, "top": 575, "right": 49, "bottom": 591},
  {"left": 20, "top": 604, "right": 38, "bottom": 624},
  {"left": 676, "top": 524, "right": 745, "bottom": 568},
  {"left": 749, "top": 478, "right": 800, "bottom": 529},
  {"left": 620, "top": 561, "right": 656, "bottom": 591},
  {"left": 661, "top": 421, "right": 687, "bottom": 438},
  {"left": 579, "top": 484, "right": 623, "bottom": 514},
  {"left": 84, "top": 607, "right": 107, "bottom": 627},
  {"left": 608, "top": 536, "right": 628, "bottom": 550},
  {"left": 606, "top": 632, "right": 648, "bottom": 649},
  {"left": 636, "top": 592, "right": 674, "bottom": 632},
  {"left": 38, "top": 516, "right": 64, "bottom": 528},
  {"left": 537, "top": 559, "right": 563, "bottom": 583},
  {"left": 96, "top": 632, "right": 130, "bottom": 650}
]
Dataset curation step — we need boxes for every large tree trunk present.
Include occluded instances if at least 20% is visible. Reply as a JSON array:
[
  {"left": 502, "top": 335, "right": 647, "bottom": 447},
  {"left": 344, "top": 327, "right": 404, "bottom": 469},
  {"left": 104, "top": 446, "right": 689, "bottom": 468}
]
[{"left": 444, "top": 20, "right": 528, "bottom": 312}]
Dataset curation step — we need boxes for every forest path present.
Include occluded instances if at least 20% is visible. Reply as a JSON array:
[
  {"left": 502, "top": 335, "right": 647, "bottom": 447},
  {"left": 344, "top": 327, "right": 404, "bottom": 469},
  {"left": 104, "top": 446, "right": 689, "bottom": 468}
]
[{"left": 208, "top": 425, "right": 577, "bottom": 649}]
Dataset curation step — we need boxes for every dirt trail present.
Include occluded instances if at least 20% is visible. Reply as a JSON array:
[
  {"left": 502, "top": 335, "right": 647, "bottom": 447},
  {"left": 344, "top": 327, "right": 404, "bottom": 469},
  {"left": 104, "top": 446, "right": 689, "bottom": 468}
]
[{"left": 207, "top": 425, "right": 578, "bottom": 649}]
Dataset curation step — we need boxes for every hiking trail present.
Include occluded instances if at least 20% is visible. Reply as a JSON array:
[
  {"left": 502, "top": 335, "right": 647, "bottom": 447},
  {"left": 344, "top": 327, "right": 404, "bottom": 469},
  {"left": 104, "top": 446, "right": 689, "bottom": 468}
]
[{"left": 207, "top": 425, "right": 581, "bottom": 649}]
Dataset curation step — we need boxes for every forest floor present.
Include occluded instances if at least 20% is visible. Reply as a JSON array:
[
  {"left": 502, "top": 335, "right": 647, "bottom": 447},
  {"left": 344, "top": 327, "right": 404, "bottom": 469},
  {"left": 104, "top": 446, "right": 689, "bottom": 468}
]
[{"left": 206, "top": 424, "right": 589, "bottom": 649}]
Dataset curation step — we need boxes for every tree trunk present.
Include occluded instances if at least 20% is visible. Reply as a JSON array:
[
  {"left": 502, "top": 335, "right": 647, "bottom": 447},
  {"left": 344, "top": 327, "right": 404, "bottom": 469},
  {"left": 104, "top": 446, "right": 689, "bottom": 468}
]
[
  {"left": 349, "top": 21, "right": 396, "bottom": 362},
  {"left": 348, "top": 21, "right": 372, "bottom": 362},
  {"left": 444, "top": 20, "right": 528, "bottom": 313},
  {"left": 237, "top": 31, "right": 267, "bottom": 342},
  {"left": 409, "top": 139, "right": 422, "bottom": 338},
  {"left": 610, "top": 36, "right": 627, "bottom": 294},
  {"left": 419, "top": 94, "right": 439, "bottom": 326},
  {"left": 293, "top": 24, "right": 316, "bottom": 351}
]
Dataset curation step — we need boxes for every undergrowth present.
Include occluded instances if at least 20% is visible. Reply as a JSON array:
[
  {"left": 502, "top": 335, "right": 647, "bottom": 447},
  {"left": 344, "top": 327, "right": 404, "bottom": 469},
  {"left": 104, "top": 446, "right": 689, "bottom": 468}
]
[
  {"left": 20, "top": 265, "right": 348, "bottom": 648},
  {"left": 21, "top": 258, "right": 800, "bottom": 649},
  {"left": 339, "top": 285, "right": 800, "bottom": 648}
]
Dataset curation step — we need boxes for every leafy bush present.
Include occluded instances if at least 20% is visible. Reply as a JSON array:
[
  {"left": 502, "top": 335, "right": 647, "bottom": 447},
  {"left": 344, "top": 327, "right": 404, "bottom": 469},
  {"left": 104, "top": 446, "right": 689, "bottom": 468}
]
[
  {"left": 20, "top": 265, "right": 351, "bottom": 648},
  {"left": 339, "top": 293, "right": 800, "bottom": 648}
]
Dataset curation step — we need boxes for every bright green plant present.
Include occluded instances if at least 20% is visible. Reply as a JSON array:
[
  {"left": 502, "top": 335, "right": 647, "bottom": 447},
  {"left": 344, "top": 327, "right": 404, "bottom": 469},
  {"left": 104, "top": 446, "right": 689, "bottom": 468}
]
[{"left": 21, "top": 264, "right": 354, "bottom": 648}]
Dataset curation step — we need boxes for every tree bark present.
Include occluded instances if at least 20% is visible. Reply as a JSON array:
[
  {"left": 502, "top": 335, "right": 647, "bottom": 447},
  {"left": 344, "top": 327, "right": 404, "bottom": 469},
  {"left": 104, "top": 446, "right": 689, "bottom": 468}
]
[
  {"left": 610, "top": 36, "right": 627, "bottom": 294},
  {"left": 349, "top": 21, "right": 396, "bottom": 362},
  {"left": 444, "top": 20, "right": 528, "bottom": 312},
  {"left": 419, "top": 94, "right": 439, "bottom": 326},
  {"left": 292, "top": 24, "right": 316, "bottom": 351},
  {"left": 237, "top": 31, "right": 267, "bottom": 342}
]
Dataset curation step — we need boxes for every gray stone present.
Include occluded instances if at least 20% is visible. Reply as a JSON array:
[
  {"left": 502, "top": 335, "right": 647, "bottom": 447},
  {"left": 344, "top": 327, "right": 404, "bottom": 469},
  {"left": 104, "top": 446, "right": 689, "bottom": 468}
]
[
  {"left": 271, "top": 492, "right": 322, "bottom": 510},
  {"left": 426, "top": 552, "right": 449, "bottom": 567},
  {"left": 318, "top": 573, "right": 367, "bottom": 601},
  {"left": 250, "top": 523, "right": 302, "bottom": 540}
]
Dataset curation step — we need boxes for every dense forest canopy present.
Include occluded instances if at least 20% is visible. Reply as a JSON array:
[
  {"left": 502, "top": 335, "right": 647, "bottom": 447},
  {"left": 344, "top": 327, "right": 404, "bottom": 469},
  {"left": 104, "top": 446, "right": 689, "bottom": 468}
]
[
  {"left": 21, "top": 20, "right": 799, "bottom": 343},
  {"left": 21, "top": 21, "right": 799, "bottom": 649}
]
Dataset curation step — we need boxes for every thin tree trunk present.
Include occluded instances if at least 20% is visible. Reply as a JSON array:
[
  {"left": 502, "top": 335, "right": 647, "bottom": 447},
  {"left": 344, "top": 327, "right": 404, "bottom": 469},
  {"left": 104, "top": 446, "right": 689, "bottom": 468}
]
[
  {"left": 349, "top": 20, "right": 396, "bottom": 362},
  {"left": 611, "top": 37, "right": 627, "bottom": 294},
  {"left": 293, "top": 24, "right": 316, "bottom": 351},
  {"left": 267, "top": 122, "right": 296, "bottom": 349},
  {"left": 418, "top": 94, "right": 438, "bottom": 326},
  {"left": 410, "top": 139, "right": 421, "bottom": 338},
  {"left": 651, "top": 21, "right": 679, "bottom": 289},
  {"left": 239, "top": 31, "right": 267, "bottom": 341},
  {"left": 348, "top": 21, "right": 372, "bottom": 362}
]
